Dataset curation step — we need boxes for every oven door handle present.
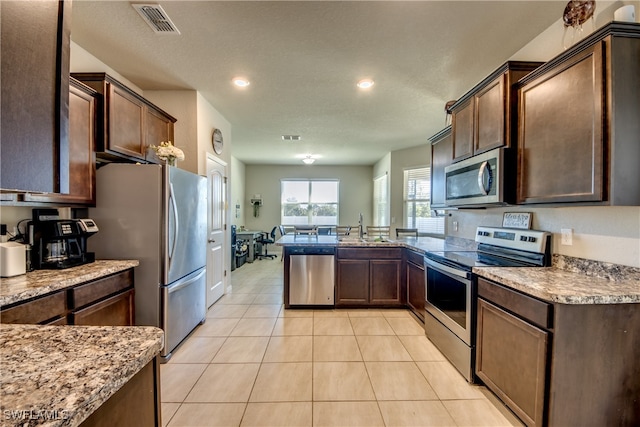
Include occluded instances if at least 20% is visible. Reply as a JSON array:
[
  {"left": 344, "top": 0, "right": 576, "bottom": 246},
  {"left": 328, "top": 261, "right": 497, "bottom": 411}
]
[{"left": 424, "top": 258, "right": 470, "bottom": 280}]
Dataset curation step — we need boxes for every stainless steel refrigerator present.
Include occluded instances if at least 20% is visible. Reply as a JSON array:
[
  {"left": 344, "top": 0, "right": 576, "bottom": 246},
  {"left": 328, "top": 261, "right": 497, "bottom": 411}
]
[{"left": 89, "top": 163, "right": 207, "bottom": 360}]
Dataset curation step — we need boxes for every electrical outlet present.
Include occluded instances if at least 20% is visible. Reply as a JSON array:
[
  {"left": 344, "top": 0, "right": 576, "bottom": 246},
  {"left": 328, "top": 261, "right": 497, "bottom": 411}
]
[
  {"left": 453, "top": 221, "right": 459, "bottom": 232},
  {"left": 561, "top": 228, "right": 573, "bottom": 245}
]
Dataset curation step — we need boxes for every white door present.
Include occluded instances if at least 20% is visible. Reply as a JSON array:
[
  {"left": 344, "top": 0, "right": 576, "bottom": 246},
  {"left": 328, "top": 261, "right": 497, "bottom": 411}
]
[{"left": 206, "top": 155, "right": 227, "bottom": 307}]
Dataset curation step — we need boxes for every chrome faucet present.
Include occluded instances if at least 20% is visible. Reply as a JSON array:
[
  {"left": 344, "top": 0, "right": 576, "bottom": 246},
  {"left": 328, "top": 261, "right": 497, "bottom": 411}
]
[{"left": 358, "top": 213, "right": 363, "bottom": 238}]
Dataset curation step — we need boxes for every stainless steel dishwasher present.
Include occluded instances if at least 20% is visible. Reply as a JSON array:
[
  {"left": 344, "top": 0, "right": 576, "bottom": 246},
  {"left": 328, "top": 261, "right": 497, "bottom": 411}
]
[{"left": 288, "top": 246, "right": 335, "bottom": 305}]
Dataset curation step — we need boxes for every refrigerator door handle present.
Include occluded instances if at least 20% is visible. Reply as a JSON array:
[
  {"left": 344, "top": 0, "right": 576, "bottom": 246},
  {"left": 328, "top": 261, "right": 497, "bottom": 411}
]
[
  {"left": 168, "top": 268, "right": 205, "bottom": 294},
  {"left": 168, "top": 181, "right": 179, "bottom": 263}
]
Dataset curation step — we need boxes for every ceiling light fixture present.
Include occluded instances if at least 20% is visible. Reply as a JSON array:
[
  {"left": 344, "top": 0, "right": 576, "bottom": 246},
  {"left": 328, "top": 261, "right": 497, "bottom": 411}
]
[
  {"left": 302, "top": 156, "right": 315, "bottom": 165},
  {"left": 232, "top": 77, "right": 250, "bottom": 87},
  {"left": 357, "top": 79, "right": 375, "bottom": 89}
]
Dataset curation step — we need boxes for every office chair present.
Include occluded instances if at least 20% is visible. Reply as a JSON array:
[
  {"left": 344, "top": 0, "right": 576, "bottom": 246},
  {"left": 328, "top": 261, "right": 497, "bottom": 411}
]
[
  {"left": 396, "top": 228, "right": 418, "bottom": 238},
  {"left": 257, "top": 226, "right": 278, "bottom": 259}
]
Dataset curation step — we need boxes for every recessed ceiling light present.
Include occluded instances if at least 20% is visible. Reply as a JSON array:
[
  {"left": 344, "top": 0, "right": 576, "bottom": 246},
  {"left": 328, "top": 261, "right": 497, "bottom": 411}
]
[
  {"left": 232, "top": 77, "right": 250, "bottom": 87},
  {"left": 357, "top": 79, "right": 375, "bottom": 89}
]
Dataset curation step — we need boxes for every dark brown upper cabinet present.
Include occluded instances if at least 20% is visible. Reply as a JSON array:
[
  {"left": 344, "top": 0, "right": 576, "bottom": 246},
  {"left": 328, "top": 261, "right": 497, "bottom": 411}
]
[
  {"left": 1, "top": 0, "right": 71, "bottom": 193},
  {"left": 23, "top": 78, "right": 98, "bottom": 206},
  {"left": 71, "top": 73, "right": 176, "bottom": 164},
  {"left": 428, "top": 126, "right": 452, "bottom": 209},
  {"left": 450, "top": 61, "right": 542, "bottom": 163},
  {"left": 517, "top": 22, "right": 640, "bottom": 206}
]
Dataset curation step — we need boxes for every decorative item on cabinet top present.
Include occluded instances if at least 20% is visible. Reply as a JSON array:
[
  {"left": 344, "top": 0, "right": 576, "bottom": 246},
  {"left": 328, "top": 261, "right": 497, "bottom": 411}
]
[
  {"left": 562, "top": 0, "right": 596, "bottom": 49},
  {"left": 150, "top": 141, "right": 184, "bottom": 166}
]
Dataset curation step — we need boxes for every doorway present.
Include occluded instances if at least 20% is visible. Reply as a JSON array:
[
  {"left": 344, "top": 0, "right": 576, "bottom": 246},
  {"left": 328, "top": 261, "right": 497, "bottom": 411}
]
[{"left": 206, "top": 154, "right": 227, "bottom": 308}]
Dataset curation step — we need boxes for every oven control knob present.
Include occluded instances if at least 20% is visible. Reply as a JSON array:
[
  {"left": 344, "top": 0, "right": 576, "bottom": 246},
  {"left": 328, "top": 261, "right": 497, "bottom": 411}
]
[
  {"left": 528, "top": 236, "right": 537, "bottom": 242},
  {"left": 520, "top": 236, "right": 527, "bottom": 241}
]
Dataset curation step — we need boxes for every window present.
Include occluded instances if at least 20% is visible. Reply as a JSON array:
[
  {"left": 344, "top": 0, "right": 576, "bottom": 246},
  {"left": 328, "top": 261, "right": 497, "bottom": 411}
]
[
  {"left": 373, "top": 174, "right": 388, "bottom": 226},
  {"left": 404, "top": 167, "right": 444, "bottom": 236},
  {"left": 281, "top": 180, "right": 339, "bottom": 225}
]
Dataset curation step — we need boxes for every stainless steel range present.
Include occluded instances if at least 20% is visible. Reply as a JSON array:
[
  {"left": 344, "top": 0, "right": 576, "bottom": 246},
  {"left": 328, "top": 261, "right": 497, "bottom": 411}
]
[{"left": 423, "top": 226, "right": 551, "bottom": 382}]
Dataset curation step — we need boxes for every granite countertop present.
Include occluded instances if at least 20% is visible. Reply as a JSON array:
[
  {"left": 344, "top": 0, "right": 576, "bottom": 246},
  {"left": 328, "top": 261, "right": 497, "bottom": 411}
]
[
  {"left": 0, "top": 260, "right": 139, "bottom": 308},
  {"left": 474, "top": 258, "right": 640, "bottom": 305},
  {"left": 0, "top": 324, "right": 163, "bottom": 427},
  {"left": 275, "top": 235, "right": 474, "bottom": 253}
]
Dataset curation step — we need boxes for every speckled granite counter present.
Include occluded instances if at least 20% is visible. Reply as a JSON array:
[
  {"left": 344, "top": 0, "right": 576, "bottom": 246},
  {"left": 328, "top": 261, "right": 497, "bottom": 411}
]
[
  {"left": 0, "top": 324, "right": 163, "bottom": 427},
  {"left": 276, "top": 235, "right": 474, "bottom": 253},
  {"left": 0, "top": 260, "right": 139, "bottom": 307},
  {"left": 474, "top": 254, "right": 640, "bottom": 305}
]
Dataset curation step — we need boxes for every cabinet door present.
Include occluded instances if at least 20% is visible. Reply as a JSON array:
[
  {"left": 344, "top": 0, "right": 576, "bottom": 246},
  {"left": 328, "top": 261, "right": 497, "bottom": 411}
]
[
  {"left": 406, "top": 260, "right": 425, "bottom": 321},
  {"left": 0, "top": 0, "right": 71, "bottom": 193},
  {"left": 475, "top": 75, "right": 505, "bottom": 154},
  {"left": 73, "top": 289, "right": 135, "bottom": 326},
  {"left": 145, "top": 107, "right": 176, "bottom": 164},
  {"left": 430, "top": 127, "right": 452, "bottom": 208},
  {"left": 107, "top": 82, "right": 146, "bottom": 160},
  {"left": 370, "top": 259, "right": 402, "bottom": 305},
  {"left": 476, "top": 298, "right": 548, "bottom": 427},
  {"left": 517, "top": 43, "right": 604, "bottom": 204},
  {"left": 452, "top": 100, "right": 474, "bottom": 162},
  {"left": 336, "top": 259, "right": 369, "bottom": 305},
  {"left": 23, "top": 80, "right": 97, "bottom": 205}
]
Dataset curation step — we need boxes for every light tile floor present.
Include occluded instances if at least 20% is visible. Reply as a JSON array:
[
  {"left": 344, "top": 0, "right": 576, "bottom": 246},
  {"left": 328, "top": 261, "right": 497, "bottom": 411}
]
[{"left": 161, "top": 250, "right": 523, "bottom": 427}]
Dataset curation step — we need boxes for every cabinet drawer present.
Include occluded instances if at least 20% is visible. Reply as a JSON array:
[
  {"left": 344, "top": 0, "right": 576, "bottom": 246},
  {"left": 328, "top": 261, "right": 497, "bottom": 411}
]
[
  {"left": 73, "top": 289, "right": 134, "bottom": 326},
  {"left": 0, "top": 291, "right": 67, "bottom": 324},
  {"left": 337, "top": 248, "right": 402, "bottom": 259},
  {"left": 478, "top": 277, "right": 552, "bottom": 328},
  {"left": 406, "top": 250, "right": 424, "bottom": 267},
  {"left": 72, "top": 269, "right": 133, "bottom": 308}
]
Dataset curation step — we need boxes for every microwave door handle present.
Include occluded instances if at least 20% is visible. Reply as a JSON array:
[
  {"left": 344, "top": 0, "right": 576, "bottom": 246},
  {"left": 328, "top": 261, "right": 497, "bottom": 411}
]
[{"left": 477, "top": 161, "right": 493, "bottom": 195}]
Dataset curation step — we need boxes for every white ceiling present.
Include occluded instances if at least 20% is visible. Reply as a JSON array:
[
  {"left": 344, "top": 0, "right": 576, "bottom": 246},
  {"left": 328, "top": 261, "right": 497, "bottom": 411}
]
[{"left": 70, "top": 1, "right": 566, "bottom": 166}]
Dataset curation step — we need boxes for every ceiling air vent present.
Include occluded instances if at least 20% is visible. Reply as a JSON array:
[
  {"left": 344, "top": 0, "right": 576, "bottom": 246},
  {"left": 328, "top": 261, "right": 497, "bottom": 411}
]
[
  {"left": 282, "top": 135, "right": 302, "bottom": 142},
  {"left": 132, "top": 3, "right": 180, "bottom": 34}
]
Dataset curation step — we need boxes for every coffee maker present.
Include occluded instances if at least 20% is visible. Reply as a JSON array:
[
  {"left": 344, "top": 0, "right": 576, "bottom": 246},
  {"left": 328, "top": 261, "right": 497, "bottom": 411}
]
[{"left": 28, "top": 209, "right": 99, "bottom": 270}]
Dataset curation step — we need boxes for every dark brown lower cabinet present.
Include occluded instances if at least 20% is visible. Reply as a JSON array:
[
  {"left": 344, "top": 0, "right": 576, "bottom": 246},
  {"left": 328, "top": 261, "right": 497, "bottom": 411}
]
[
  {"left": 73, "top": 289, "right": 134, "bottom": 326},
  {"left": 336, "top": 248, "right": 403, "bottom": 307},
  {"left": 476, "top": 299, "right": 548, "bottom": 426},
  {"left": 0, "top": 269, "right": 135, "bottom": 326},
  {"left": 336, "top": 259, "right": 369, "bottom": 305},
  {"left": 405, "top": 250, "right": 425, "bottom": 321},
  {"left": 477, "top": 277, "right": 640, "bottom": 427},
  {"left": 80, "top": 358, "right": 161, "bottom": 427}
]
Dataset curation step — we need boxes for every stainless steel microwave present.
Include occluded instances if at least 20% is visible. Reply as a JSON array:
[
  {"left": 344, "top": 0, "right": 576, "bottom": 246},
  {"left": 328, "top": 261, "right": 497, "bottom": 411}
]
[{"left": 445, "top": 147, "right": 511, "bottom": 207}]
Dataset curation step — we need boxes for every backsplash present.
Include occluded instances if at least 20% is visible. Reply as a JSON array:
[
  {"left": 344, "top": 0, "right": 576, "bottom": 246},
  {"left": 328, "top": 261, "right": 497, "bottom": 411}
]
[{"left": 553, "top": 254, "right": 640, "bottom": 282}]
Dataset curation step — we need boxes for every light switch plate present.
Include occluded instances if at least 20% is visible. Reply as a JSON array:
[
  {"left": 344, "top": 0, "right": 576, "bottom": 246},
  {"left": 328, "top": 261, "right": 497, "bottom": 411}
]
[{"left": 561, "top": 228, "right": 573, "bottom": 245}]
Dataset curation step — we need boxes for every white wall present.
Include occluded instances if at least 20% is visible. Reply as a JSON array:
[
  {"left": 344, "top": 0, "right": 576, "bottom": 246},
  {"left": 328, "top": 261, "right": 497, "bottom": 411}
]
[
  {"left": 231, "top": 156, "right": 246, "bottom": 227},
  {"left": 243, "top": 165, "right": 373, "bottom": 233}
]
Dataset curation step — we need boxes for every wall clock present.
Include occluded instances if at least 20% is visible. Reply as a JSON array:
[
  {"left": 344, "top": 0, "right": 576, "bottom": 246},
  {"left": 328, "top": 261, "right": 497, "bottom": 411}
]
[{"left": 212, "top": 128, "right": 223, "bottom": 154}]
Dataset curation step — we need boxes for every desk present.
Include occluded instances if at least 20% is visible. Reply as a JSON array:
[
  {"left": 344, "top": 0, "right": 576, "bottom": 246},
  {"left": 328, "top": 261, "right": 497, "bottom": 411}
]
[{"left": 237, "top": 230, "right": 262, "bottom": 263}]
